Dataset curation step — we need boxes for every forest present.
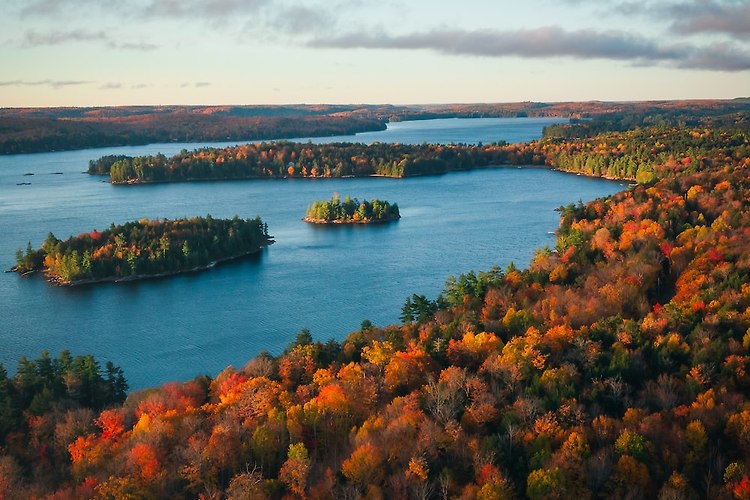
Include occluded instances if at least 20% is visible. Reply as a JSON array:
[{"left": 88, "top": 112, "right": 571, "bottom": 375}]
[
  {"left": 13, "top": 215, "right": 271, "bottom": 285},
  {"left": 2, "top": 99, "right": 748, "bottom": 155},
  {"left": 2, "top": 114, "right": 750, "bottom": 498},
  {"left": 304, "top": 195, "right": 400, "bottom": 224}
]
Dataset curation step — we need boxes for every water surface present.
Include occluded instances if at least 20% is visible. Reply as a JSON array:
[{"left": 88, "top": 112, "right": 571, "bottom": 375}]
[{"left": 0, "top": 118, "right": 624, "bottom": 388}]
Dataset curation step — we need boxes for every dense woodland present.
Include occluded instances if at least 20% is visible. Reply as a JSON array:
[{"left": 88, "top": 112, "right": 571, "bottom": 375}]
[
  {"left": 520, "top": 127, "right": 750, "bottom": 182},
  {"left": 13, "top": 216, "right": 271, "bottom": 284},
  {"left": 3, "top": 108, "right": 750, "bottom": 498},
  {"left": 0, "top": 351, "right": 128, "bottom": 441},
  {"left": 304, "top": 195, "right": 400, "bottom": 224}
]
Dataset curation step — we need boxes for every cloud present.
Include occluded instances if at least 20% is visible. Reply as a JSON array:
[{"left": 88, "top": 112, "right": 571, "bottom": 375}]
[
  {"left": 139, "top": 0, "right": 269, "bottom": 18},
  {"left": 309, "top": 26, "right": 750, "bottom": 71},
  {"left": 0, "top": 80, "right": 92, "bottom": 89},
  {"left": 667, "top": 0, "right": 750, "bottom": 39},
  {"left": 107, "top": 41, "right": 159, "bottom": 51},
  {"left": 20, "top": 29, "right": 158, "bottom": 51},
  {"left": 608, "top": 1, "right": 750, "bottom": 39},
  {"left": 615, "top": 1, "right": 650, "bottom": 15},
  {"left": 99, "top": 82, "right": 123, "bottom": 90},
  {"left": 678, "top": 41, "right": 750, "bottom": 71},
  {"left": 19, "top": 0, "right": 88, "bottom": 18},
  {"left": 314, "top": 27, "right": 677, "bottom": 61},
  {"left": 271, "top": 5, "right": 335, "bottom": 35},
  {"left": 23, "top": 30, "right": 107, "bottom": 46},
  {"left": 179, "top": 82, "right": 212, "bottom": 88},
  {"left": 16, "top": 0, "right": 270, "bottom": 27}
]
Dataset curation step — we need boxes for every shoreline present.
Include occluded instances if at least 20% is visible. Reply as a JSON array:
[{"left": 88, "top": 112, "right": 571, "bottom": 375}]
[
  {"left": 302, "top": 215, "right": 400, "bottom": 225},
  {"left": 98, "top": 163, "right": 635, "bottom": 186},
  {"left": 552, "top": 166, "right": 636, "bottom": 182},
  {"left": 16, "top": 239, "right": 274, "bottom": 287}
]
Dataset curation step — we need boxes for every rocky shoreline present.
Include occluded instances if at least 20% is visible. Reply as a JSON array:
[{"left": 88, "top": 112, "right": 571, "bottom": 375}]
[
  {"left": 11, "top": 240, "right": 274, "bottom": 287},
  {"left": 302, "top": 215, "right": 400, "bottom": 225}
]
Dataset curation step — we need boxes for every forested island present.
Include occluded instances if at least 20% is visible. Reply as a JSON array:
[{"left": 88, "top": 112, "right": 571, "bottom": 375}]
[
  {"left": 87, "top": 141, "right": 513, "bottom": 183},
  {"left": 4, "top": 107, "right": 750, "bottom": 498},
  {"left": 87, "top": 124, "right": 749, "bottom": 186},
  {"left": 304, "top": 195, "right": 400, "bottom": 224},
  {"left": 12, "top": 215, "right": 272, "bottom": 285}
]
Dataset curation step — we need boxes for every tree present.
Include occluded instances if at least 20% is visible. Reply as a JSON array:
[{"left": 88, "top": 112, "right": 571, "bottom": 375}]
[
  {"left": 342, "top": 442, "right": 384, "bottom": 490},
  {"left": 527, "top": 467, "right": 564, "bottom": 500},
  {"left": 105, "top": 361, "right": 128, "bottom": 405},
  {"left": 279, "top": 443, "right": 310, "bottom": 497}
]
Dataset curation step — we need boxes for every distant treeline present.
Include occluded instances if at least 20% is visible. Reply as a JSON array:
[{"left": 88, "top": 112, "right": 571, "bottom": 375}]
[
  {"left": 0, "top": 114, "right": 386, "bottom": 155},
  {"left": 14, "top": 215, "right": 271, "bottom": 284},
  {"left": 395, "top": 99, "right": 750, "bottom": 129},
  {"left": 4, "top": 99, "right": 747, "bottom": 155},
  {"left": 305, "top": 195, "right": 400, "bottom": 223}
]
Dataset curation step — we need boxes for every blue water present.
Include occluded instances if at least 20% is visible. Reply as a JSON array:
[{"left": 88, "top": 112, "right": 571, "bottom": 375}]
[{"left": 0, "top": 118, "right": 623, "bottom": 389}]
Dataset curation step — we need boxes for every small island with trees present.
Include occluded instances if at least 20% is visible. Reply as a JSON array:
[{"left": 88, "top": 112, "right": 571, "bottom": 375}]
[
  {"left": 12, "top": 215, "right": 272, "bottom": 285},
  {"left": 304, "top": 194, "right": 400, "bottom": 224}
]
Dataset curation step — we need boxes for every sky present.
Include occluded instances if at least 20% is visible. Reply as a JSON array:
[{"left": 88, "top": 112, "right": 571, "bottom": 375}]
[{"left": 1, "top": 0, "right": 749, "bottom": 107}]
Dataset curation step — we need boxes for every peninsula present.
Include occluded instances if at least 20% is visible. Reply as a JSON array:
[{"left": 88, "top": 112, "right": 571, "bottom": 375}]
[
  {"left": 304, "top": 195, "right": 400, "bottom": 224},
  {"left": 12, "top": 215, "right": 272, "bottom": 285}
]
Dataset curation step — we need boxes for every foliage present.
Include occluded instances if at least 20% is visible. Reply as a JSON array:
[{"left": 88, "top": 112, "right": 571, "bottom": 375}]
[
  {"left": 304, "top": 194, "right": 400, "bottom": 223},
  {"left": 87, "top": 140, "right": 516, "bottom": 183},
  {"left": 87, "top": 125, "right": 750, "bottom": 190},
  {"left": 0, "top": 351, "right": 127, "bottom": 495},
  {"left": 4, "top": 117, "right": 750, "bottom": 498},
  {"left": 14, "top": 215, "right": 271, "bottom": 284}
]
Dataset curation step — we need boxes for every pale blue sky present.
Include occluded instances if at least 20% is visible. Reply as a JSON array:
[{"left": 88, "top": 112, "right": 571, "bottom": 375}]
[{"left": 1, "top": 0, "right": 749, "bottom": 106}]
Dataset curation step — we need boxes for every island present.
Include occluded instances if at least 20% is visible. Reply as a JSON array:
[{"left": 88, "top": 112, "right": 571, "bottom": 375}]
[
  {"left": 12, "top": 215, "right": 272, "bottom": 285},
  {"left": 304, "top": 195, "right": 400, "bottom": 224},
  {"left": 86, "top": 141, "right": 515, "bottom": 184}
]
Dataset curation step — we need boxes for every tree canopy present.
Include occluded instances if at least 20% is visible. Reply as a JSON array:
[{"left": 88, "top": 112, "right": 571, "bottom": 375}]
[
  {"left": 304, "top": 194, "right": 400, "bottom": 224},
  {"left": 14, "top": 215, "right": 272, "bottom": 285}
]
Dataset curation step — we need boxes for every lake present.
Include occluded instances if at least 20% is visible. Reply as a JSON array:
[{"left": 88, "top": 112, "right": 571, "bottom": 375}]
[{"left": 0, "top": 117, "right": 624, "bottom": 389}]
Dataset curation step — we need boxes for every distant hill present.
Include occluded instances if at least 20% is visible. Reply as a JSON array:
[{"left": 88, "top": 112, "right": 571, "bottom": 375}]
[{"left": 1, "top": 100, "right": 748, "bottom": 154}]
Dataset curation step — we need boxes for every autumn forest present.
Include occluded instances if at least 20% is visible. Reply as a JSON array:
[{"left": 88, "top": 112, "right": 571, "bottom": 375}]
[
  {"left": 13, "top": 216, "right": 272, "bottom": 285},
  {"left": 2, "top": 102, "right": 750, "bottom": 498}
]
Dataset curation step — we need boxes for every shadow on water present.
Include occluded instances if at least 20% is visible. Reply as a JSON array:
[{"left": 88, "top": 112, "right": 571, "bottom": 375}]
[
  {"left": 58, "top": 247, "right": 270, "bottom": 295},
  {"left": 304, "top": 219, "right": 401, "bottom": 232}
]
